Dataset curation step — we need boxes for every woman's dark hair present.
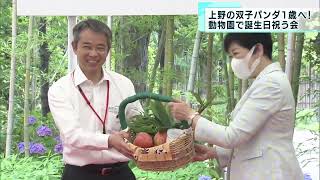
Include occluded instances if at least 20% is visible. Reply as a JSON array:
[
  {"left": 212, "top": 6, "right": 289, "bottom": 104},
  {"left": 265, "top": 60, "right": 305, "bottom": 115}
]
[{"left": 224, "top": 33, "right": 273, "bottom": 59}]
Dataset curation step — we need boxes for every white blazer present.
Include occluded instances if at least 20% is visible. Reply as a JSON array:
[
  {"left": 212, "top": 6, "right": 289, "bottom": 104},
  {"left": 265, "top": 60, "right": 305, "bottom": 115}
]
[{"left": 195, "top": 63, "right": 303, "bottom": 180}]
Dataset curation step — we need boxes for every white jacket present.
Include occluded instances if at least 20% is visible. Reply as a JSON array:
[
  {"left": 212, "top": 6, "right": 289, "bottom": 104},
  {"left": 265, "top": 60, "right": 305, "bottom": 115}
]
[{"left": 195, "top": 63, "right": 303, "bottom": 180}]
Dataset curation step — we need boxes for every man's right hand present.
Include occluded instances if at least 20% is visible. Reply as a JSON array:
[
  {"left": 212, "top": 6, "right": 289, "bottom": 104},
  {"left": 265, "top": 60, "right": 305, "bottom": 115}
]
[{"left": 108, "top": 133, "right": 133, "bottom": 159}]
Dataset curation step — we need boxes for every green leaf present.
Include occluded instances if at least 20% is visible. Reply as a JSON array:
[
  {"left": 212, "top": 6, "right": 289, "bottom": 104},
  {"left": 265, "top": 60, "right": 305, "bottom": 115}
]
[
  {"left": 128, "top": 115, "right": 159, "bottom": 135},
  {"left": 173, "top": 121, "right": 190, "bottom": 129},
  {"left": 150, "top": 100, "right": 173, "bottom": 130},
  {"left": 191, "top": 92, "right": 204, "bottom": 106}
]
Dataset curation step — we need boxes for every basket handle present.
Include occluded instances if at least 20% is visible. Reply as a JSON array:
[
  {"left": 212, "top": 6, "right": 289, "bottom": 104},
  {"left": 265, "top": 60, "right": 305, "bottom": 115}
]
[{"left": 118, "top": 92, "right": 174, "bottom": 130}]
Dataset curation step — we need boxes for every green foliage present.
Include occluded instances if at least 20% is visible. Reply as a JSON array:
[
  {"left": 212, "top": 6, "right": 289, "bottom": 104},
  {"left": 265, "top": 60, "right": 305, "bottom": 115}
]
[
  {"left": 1, "top": 153, "right": 64, "bottom": 180},
  {"left": 132, "top": 161, "right": 222, "bottom": 180},
  {"left": 296, "top": 108, "right": 317, "bottom": 123},
  {"left": 0, "top": 14, "right": 68, "bottom": 154},
  {"left": 128, "top": 100, "right": 189, "bottom": 135},
  {"left": 191, "top": 91, "right": 224, "bottom": 114},
  {"left": 203, "top": 104, "right": 230, "bottom": 126},
  {"left": 0, "top": 8, "right": 318, "bottom": 179},
  {"left": 4, "top": 110, "right": 60, "bottom": 155},
  {"left": 295, "top": 108, "right": 319, "bottom": 132},
  {"left": 150, "top": 100, "right": 174, "bottom": 130},
  {"left": 128, "top": 114, "right": 160, "bottom": 135},
  {"left": 44, "top": 17, "right": 68, "bottom": 83},
  {"left": 174, "top": 16, "right": 198, "bottom": 55},
  {"left": 0, "top": 155, "right": 222, "bottom": 180},
  {"left": 173, "top": 83, "right": 227, "bottom": 125},
  {"left": 301, "top": 32, "right": 320, "bottom": 74},
  {"left": 28, "top": 111, "right": 60, "bottom": 150}
]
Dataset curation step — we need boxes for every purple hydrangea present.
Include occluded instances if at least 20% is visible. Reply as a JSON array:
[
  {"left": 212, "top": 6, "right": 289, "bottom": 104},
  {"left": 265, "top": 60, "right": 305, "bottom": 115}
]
[
  {"left": 30, "top": 143, "right": 46, "bottom": 155},
  {"left": 54, "top": 143, "right": 63, "bottom": 154},
  {"left": 17, "top": 142, "right": 35, "bottom": 154},
  {"left": 304, "top": 174, "right": 312, "bottom": 180},
  {"left": 28, "top": 116, "right": 37, "bottom": 125},
  {"left": 54, "top": 136, "right": 61, "bottom": 143},
  {"left": 17, "top": 142, "right": 26, "bottom": 153},
  {"left": 198, "top": 175, "right": 212, "bottom": 180},
  {"left": 36, "top": 125, "right": 52, "bottom": 137}
]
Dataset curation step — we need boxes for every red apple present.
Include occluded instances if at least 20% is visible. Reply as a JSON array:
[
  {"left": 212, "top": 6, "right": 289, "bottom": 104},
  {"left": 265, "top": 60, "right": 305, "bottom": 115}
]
[
  {"left": 153, "top": 131, "right": 167, "bottom": 146},
  {"left": 133, "top": 132, "right": 154, "bottom": 148}
]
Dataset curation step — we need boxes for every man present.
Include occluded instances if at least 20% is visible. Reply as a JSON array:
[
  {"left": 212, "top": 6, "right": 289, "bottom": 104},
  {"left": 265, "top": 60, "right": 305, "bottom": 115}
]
[{"left": 48, "top": 19, "right": 143, "bottom": 180}]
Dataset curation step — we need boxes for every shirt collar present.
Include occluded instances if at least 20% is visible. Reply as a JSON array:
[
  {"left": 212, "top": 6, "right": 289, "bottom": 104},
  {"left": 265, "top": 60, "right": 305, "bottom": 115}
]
[
  {"left": 73, "top": 65, "right": 109, "bottom": 86},
  {"left": 255, "top": 62, "right": 282, "bottom": 80}
]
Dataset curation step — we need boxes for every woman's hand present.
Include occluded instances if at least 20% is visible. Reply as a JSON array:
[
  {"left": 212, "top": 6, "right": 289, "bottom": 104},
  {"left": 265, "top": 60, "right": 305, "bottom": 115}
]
[
  {"left": 168, "top": 100, "right": 195, "bottom": 122},
  {"left": 193, "top": 144, "right": 216, "bottom": 162}
]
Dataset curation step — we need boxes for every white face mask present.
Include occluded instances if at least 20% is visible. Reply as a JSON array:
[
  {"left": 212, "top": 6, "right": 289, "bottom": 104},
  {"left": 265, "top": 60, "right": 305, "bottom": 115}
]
[{"left": 231, "top": 46, "right": 261, "bottom": 80}]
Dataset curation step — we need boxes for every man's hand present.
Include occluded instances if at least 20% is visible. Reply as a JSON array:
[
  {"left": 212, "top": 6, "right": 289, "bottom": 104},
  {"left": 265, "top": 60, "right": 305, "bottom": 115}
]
[
  {"left": 108, "top": 133, "right": 133, "bottom": 159},
  {"left": 114, "top": 130, "right": 131, "bottom": 140},
  {"left": 193, "top": 144, "right": 216, "bottom": 162}
]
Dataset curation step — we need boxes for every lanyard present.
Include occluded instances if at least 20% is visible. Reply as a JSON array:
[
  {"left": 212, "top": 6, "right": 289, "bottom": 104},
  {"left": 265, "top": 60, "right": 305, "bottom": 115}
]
[{"left": 72, "top": 71, "right": 110, "bottom": 134}]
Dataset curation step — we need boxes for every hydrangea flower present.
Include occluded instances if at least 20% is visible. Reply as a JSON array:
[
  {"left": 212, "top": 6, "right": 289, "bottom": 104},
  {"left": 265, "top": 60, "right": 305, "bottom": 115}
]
[
  {"left": 54, "top": 143, "right": 63, "bottom": 154},
  {"left": 36, "top": 125, "right": 52, "bottom": 137},
  {"left": 54, "top": 136, "right": 61, "bottom": 143},
  {"left": 17, "top": 142, "right": 26, "bottom": 153},
  {"left": 30, "top": 143, "right": 46, "bottom": 155},
  {"left": 17, "top": 142, "right": 35, "bottom": 153},
  {"left": 198, "top": 175, "right": 212, "bottom": 180},
  {"left": 28, "top": 116, "right": 37, "bottom": 125},
  {"left": 304, "top": 173, "right": 312, "bottom": 180}
]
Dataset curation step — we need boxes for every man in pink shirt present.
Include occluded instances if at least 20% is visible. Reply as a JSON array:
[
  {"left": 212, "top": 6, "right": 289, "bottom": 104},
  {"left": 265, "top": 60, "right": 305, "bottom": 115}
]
[{"left": 48, "top": 19, "right": 143, "bottom": 180}]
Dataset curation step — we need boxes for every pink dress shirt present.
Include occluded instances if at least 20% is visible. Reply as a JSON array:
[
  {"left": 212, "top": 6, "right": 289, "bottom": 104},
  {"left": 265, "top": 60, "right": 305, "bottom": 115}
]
[{"left": 48, "top": 66, "right": 143, "bottom": 166}]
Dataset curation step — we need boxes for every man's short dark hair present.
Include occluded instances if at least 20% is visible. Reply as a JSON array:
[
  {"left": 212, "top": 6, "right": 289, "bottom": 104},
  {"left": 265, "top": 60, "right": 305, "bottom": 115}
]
[
  {"left": 73, "top": 19, "right": 112, "bottom": 50},
  {"left": 224, "top": 33, "right": 273, "bottom": 59}
]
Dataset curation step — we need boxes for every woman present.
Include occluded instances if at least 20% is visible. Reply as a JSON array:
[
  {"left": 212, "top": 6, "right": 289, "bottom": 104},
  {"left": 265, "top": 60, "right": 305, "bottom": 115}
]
[{"left": 169, "top": 33, "right": 303, "bottom": 180}]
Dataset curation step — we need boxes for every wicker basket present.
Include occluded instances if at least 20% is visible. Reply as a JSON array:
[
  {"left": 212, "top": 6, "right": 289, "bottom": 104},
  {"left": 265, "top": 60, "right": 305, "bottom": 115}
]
[{"left": 118, "top": 92, "right": 195, "bottom": 171}]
